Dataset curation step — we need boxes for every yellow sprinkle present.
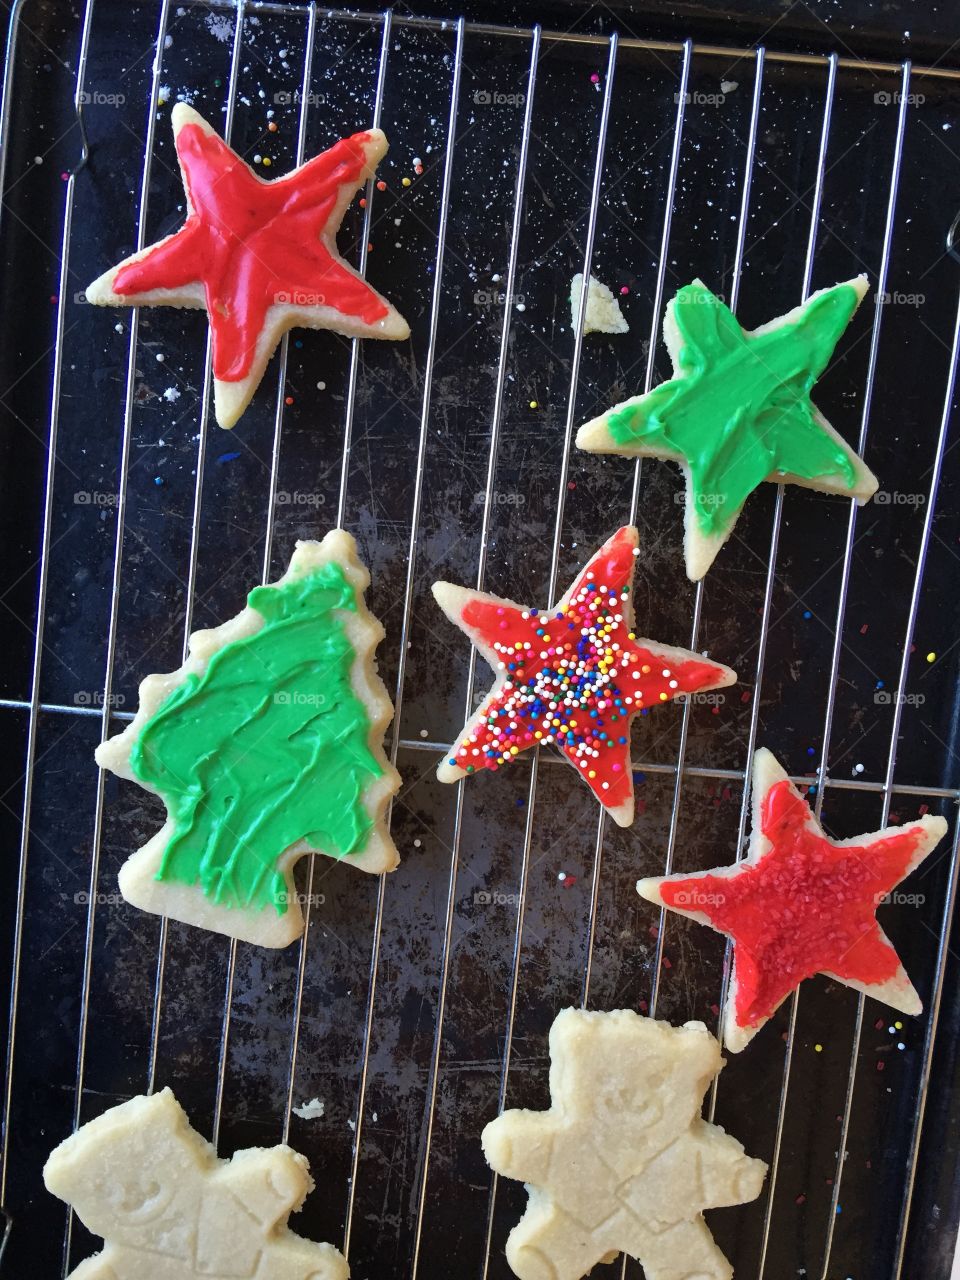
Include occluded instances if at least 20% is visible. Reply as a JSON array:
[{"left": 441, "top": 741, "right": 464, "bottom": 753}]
[
  {"left": 534, "top": 731, "right": 542, "bottom": 740},
  {"left": 659, "top": 692, "right": 668, "bottom": 702},
  {"left": 588, "top": 770, "right": 596, "bottom": 779},
  {"left": 402, "top": 176, "right": 412, "bottom": 187},
  {"left": 926, "top": 652, "right": 936, "bottom": 663},
  {"left": 529, "top": 400, "right": 538, "bottom": 409},
  {"left": 641, "top": 664, "right": 651, "bottom": 674},
  {"left": 894, "top": 1020, "right": 903, "bottom": 1029},
  {"left": 814, "top": 1043, "right": 823, "bottom": 1053},
  {"left": 262, "top": 156, "right": 272, "bottom": 167}
]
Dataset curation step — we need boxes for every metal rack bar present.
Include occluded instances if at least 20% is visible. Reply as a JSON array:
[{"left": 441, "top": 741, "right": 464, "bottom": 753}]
[
  {"left": 476, "top": 34, "right": 620, "bottom": 1280},
  {"left": 63, "top": 0, "right": 172, "bottom": 1263},
  {"left": 646, "top": 45, "right": 763, "bottom": 1028},
  {"left": 754, "top": 60, "right": 913, "bottom": 1280},
  {"left": 338, "top": 14, "right": 465, "bottom": 1256},
  {"left": 3, "top": 2, "right": 960, "bottom": 1276},
  {"left": 819, "top": 257, "right": 960, "bottom": 1280},
  {"left": 212, "top": 0, "right": 321, "bottom": 1146},
  {"left": 0, "top": 0, "right": 99, "bottom": 1228},
  {"left": 408, "top": 27, "right": 542, "bottom": 1277},
  {"left": 142, "top": 0, "right": 960, "bottom": 83}
]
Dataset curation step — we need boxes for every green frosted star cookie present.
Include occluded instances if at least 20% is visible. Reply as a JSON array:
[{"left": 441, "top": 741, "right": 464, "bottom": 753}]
[{"left": 577, "top": 278, "right": 879, "bottom": 580}]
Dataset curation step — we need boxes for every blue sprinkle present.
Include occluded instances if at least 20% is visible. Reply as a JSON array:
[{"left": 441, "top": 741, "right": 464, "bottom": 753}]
[
  {"left": 153, "top": 476, "right": 163, "bottom": 487},
  {"left": 448, "top": 757, "right": 457, "bottom": 766},
  {"left": 876, "top": 680, "right": 885, "bottom": 689},
  {"left": 294, "top": 339, "right": 303, "bottom": 348},
  {"left": 806, "top": 747, "right": 815, "bottom": 756},
  {"left": 217, "top": 450, "right": 241, "bottom": 465},
  {"left": 633, "top": 770, "right": 646, "bottom": 783},
  {"left": 808, "top": 784, "right": 817, "bottom": 795},
  {"left": 516, "top": 797, "right": 525, "bottom": 807}
]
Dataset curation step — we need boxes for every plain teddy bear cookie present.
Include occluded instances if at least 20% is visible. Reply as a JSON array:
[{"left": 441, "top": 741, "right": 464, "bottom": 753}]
[
  {"left": 96, "top": 530, "right": 400, "bottom": 948},
  {"left": 85, "top": 103, "right": 409, "bottom": 429},
  {"left": 43, "top": 1088, "right": 349, "bottom": 1280},
  {"left": 433, "top": 525, "right": 736, "bottom": 826},
  {"left": 577, "top": 278, "right": 879, "bottom": 580},
  {"left": 482, "top": 1008, "right": 767, "bottom": 1280},
  {"left": 638, "top": 747, "right": 948, "bottom": 1052}
]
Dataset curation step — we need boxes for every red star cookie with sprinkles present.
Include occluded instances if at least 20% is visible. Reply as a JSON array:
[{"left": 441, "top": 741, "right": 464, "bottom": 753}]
[
  {"left": 433, "top": 526, "right": 737, "bottom": 825},
  {"left": 86, "top": 103, "right": 409, "bottom": 429},
  {"left": 637, "top": 748, "right": 948, "bottom": 1051}
]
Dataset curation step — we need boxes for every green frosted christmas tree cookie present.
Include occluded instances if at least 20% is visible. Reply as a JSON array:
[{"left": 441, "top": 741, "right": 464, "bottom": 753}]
[{"left": 96, "top": 530, "right": 400, "bottom": 947}]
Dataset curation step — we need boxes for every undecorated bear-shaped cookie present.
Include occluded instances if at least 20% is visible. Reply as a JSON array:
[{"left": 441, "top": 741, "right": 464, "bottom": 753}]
[
  {"left": 43, "top": 1089, "right": 348, "bottom": 1280},
  {"left": 482, "top": 1009, "right": 767, "bottom": 1280}
]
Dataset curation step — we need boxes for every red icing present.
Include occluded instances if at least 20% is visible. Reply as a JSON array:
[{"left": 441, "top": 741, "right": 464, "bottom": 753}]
[
  {"left": 660, "top": 779, "right": 926, "bottom": 1029},
  {"left": 114, "top": 123, "right": 389, "bottom": 381},
  {"left": 450, "top": 527, "right": 727, "bottom": 812}
]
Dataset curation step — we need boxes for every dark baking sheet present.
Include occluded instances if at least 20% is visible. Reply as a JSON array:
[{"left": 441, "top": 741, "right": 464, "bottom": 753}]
[{"left": 1, "top": 2, "right": 960, "bottom": 1278}]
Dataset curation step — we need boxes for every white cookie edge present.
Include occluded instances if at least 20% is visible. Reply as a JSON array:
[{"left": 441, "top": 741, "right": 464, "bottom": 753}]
[
  {"left": 43, "top": 1088, "right": 350, "bottom": 1280},
  {"left": 432, "top": 527, "right": 737, "bottom": 828},
  {"left": 638, "top": 746, "right": 948, "bottom": 1052},
  {"left": 85, "top": 104, "right": 410, "bottom": 430},
  {"left": 576, "top": 276, "right": 879, "bottom": 581},
  {"left": 96, "top": 529, "right": 401, "bottom": 948}
]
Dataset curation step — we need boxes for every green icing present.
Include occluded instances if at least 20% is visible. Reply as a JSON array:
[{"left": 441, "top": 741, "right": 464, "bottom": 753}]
[
  {"left": 607, "top": 280, "right": 861, "bottom": 536},
  {"left": 130, "top": 562, "right": 384, "bottom": 915}
]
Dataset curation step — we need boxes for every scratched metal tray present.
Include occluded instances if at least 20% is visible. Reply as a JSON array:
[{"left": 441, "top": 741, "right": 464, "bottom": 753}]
[{"left": 2, "top": 1, "right": 960, "bottom": 1277}]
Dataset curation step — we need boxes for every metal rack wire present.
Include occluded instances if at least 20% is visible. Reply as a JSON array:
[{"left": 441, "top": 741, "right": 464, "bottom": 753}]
[{"left": 2, "top": 1, "right": 960, "bottom": 1278}]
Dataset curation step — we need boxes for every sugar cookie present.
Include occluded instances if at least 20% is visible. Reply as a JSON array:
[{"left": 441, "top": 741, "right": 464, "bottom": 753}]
[
  {"left": 86, "top": 104, "right": 409, "bottom": 429},
  {"left": 433, "top": 526, "right": 735, "bottom": 825},
  {"left": 44, "top": 1088, "right": 349, "bottom": 1280},
  {"left": 96, "top": 530, "right": 400, "bottom": 947},
  {"left": 577, "top": 278, "right": 878, "bottom": 580},
  {"left": 482, "top": 1008, "right": 766, "bottom": 1280},
  {"left": 638, "top": 747, "right": 947, "bottom": 1051}
]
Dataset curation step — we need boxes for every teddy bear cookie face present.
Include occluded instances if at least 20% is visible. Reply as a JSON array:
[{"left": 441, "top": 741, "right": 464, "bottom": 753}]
[
  {"left": 482, "top": 1009, "right": 767, "bottom": 1280},
  {"left": 43, "top": 1090, "right": 349, "bottom": 1280}
]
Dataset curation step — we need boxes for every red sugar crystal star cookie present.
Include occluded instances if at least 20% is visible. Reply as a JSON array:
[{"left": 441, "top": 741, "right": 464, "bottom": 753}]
[
  {"left": 638, "top": 747, "right": 948, "bottom": 1051},
  {"left": 86, "top": 103, "right": 409, "bottom": 429},
  {"left": 433, "top": 526, "right": 736, "bottom": 825}
]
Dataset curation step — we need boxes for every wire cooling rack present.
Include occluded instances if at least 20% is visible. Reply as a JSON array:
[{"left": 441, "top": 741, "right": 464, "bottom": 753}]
[{"left": 2, "top": 1, "right": 960, "bottom": 1277}]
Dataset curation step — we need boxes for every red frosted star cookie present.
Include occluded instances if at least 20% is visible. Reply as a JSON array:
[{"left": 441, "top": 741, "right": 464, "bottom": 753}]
[
  {"left": 86, "top": 103, "right": 409, "bottom": 429},
  {"left": 433, "top": 526, "right": 736, "bottom": 825},
  {"left": 637, "top": 747, "right": 948, "bottom": 1051}
]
